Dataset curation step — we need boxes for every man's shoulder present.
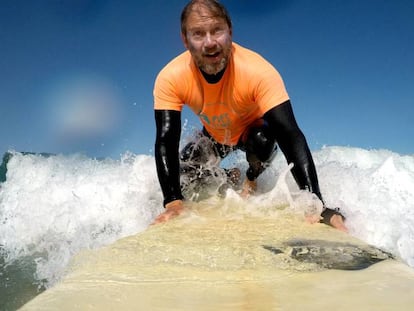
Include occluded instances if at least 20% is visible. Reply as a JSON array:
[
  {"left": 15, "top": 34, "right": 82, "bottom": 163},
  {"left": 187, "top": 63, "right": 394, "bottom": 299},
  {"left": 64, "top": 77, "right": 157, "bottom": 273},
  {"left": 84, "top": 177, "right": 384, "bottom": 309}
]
[
  {"left": 232, "top": 43, "right": 269, "bottom": 63},
  {"left": 232, "top": 42, "right": 276, "bottom": 74},
  {"left": 154, "top": 50, "right": 195, "bottom": 107}
]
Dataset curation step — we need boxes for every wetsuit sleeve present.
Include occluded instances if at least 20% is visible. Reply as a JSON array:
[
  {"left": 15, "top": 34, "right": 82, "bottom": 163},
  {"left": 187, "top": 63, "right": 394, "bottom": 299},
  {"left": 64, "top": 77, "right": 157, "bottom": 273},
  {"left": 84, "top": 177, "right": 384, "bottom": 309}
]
[
  {"left": 263, "top": 100, "right": 323, "bottom": 202},
  {"left": 154, "top": 109, "right": 184, "bottom": 206}
]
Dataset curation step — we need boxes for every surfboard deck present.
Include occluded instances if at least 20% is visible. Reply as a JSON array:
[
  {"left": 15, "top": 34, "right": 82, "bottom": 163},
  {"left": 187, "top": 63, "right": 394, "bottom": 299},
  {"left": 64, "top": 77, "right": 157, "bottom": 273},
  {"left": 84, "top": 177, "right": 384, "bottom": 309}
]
[{"left": 20, "top": 201, "right": 414, "bottom": 310}]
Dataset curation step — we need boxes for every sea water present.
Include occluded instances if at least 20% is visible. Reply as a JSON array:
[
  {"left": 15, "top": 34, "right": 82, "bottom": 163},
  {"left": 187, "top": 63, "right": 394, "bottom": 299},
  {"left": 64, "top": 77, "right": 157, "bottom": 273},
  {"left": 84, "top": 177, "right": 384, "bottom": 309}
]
[{"left": 1, "top": 146, "right": 413, "bottom": 310}]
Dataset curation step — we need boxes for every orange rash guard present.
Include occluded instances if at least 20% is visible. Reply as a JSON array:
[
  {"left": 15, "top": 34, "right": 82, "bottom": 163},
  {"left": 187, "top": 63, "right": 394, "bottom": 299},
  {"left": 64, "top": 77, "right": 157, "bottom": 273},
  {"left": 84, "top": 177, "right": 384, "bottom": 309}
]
[{"left": 153, "top": 42, "right": 290, "bottom": 146}]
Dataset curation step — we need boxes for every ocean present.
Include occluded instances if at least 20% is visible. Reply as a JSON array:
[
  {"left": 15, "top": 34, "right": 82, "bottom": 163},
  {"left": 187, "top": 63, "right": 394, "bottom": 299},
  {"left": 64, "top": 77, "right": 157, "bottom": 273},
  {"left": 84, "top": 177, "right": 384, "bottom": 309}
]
[{"left": 1, "top": 146, "right": 413, "bottom": 310}]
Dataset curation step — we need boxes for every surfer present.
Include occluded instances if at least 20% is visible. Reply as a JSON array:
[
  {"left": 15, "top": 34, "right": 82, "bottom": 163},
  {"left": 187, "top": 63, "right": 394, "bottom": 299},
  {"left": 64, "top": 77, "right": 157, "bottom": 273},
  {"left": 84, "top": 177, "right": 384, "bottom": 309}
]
[{"left": 153, "top": 0, "right": 347, "bottom": 232}]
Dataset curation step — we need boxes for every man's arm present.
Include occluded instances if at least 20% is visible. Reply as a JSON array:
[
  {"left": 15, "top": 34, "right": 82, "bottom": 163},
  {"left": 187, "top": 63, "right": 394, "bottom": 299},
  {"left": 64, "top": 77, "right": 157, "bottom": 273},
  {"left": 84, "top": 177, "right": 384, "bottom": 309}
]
[
  {"left": 263, "top": 101, "right": 347, "bottom": 231},
  {"left": 263, "top": 101, "right": 321, "bottom": 198},
  {"left": 154, "top": 109, "right": 184, "bottom": 206}
]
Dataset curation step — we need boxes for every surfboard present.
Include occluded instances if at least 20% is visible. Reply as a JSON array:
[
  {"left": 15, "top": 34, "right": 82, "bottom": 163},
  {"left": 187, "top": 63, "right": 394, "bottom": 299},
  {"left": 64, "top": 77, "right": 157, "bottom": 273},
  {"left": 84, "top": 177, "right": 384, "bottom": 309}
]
[{"left": 20, "top": 200, "right": 414, "bottom": 310}]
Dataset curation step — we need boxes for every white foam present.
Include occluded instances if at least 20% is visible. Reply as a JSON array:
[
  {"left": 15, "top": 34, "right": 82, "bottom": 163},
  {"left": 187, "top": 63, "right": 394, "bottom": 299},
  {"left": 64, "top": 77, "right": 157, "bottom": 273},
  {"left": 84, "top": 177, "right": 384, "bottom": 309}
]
[
  {"left": 0, "top": 152, "right": 162, "bottom": 285},
  {"left": 0, "top": 146, "right": 413, "bottom": 286}
]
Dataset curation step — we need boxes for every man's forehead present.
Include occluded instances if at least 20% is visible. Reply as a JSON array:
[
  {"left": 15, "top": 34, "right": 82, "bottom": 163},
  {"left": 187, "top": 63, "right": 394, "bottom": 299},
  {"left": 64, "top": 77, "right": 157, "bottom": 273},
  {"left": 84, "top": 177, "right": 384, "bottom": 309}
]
[{"left": 186, "top": 11, "right": 227, "bottom": 29}]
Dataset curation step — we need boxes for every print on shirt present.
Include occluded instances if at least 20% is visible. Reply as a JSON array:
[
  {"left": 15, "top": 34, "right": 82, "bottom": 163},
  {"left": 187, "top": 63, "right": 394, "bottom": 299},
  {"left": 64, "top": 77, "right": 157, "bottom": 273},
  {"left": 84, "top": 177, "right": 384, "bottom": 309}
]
[{"left": 199, "top": 101, "right": 231, "bottom": 129}]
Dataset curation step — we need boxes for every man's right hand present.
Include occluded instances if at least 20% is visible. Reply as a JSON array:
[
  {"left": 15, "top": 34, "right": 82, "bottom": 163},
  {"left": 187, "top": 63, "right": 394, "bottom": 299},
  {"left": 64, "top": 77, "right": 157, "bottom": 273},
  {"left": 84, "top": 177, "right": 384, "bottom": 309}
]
[
  {"left": 240, "top": 179, "right": 257, "bottom": 198},
  {"left": 152, "top": 200, "right": 184, "bottom": 225}
]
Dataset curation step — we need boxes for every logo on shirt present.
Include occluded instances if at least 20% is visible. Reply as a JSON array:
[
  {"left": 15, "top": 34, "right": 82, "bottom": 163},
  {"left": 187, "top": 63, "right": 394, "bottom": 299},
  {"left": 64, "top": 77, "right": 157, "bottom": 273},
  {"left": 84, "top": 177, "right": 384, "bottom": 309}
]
[{"left": 199, "top": 112, "right": 231, "bottom": 129}]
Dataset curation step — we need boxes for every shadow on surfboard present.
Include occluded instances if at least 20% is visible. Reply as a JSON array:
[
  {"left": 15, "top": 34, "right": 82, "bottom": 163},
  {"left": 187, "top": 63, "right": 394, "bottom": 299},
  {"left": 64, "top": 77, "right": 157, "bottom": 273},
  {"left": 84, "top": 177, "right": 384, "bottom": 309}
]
[{"left": 263, "top": 239, "right": 394, "bottom": 271}]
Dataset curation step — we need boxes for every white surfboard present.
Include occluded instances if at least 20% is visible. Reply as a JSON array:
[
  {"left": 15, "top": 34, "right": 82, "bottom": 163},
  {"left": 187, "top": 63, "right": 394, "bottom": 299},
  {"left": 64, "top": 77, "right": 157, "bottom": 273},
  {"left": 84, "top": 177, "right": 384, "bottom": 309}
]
[{"left": 20, "top": 200, "right": 414, "bottom": 310}]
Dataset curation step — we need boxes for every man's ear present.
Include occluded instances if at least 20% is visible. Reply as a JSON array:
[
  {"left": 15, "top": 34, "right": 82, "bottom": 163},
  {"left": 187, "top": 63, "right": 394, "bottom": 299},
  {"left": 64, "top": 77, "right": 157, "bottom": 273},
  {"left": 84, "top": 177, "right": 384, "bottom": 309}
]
[{"left": 181, "top": 32, "right": 189, "bottom": 49}]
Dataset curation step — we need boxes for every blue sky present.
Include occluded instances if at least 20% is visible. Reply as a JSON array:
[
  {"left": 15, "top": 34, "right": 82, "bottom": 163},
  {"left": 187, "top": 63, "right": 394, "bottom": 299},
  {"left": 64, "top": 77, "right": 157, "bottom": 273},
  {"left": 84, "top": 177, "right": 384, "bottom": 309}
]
[{"left": 1, "top": 0, "right": 413, "bottom": 159}]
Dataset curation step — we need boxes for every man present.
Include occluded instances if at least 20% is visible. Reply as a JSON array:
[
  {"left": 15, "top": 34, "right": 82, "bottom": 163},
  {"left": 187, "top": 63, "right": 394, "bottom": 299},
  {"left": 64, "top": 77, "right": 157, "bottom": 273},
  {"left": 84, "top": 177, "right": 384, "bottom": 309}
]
[{"left": 153, "top": 0, "right": 347, "bottom": 231}]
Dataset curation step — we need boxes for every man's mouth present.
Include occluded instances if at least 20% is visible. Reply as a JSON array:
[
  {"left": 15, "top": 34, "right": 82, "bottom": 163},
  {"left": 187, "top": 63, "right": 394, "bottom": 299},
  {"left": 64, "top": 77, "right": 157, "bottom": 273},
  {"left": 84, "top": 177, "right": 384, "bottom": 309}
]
[{"left": 204, "top": 51, "right": 221, "bottom": 59}]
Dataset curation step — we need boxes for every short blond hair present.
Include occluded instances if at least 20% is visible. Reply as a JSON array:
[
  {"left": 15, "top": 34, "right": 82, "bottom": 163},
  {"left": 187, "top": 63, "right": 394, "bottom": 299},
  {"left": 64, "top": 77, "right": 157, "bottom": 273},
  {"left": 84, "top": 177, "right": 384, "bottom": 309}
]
[{"left": 180, "top": 0, "right": 232, "bottom": 35}]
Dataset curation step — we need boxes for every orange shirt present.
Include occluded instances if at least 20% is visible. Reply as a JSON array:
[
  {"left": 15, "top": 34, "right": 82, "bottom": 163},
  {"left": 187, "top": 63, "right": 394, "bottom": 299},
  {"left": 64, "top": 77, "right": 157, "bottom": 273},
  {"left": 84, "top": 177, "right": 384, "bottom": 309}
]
[{"left": 154, "top": 42, "right": 289, "bottom": 146}]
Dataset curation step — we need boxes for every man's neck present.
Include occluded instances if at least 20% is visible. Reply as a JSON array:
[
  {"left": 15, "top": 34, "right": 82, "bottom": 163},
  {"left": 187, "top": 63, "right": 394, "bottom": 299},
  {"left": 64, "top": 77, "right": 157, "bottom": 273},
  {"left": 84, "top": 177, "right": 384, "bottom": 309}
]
[{"left": 200, "top": 67, "right": 226, "bottom": 84}]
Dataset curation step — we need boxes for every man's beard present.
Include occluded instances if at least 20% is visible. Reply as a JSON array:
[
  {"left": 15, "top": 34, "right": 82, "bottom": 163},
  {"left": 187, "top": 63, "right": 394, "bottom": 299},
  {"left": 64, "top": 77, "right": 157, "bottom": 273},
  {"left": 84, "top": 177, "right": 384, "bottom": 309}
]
[
  {"left": 199, "top": 56, "right": 228, "bottom": 75},
  {"left": 192, "top": 43, "right": 231, "bottom": 75}
]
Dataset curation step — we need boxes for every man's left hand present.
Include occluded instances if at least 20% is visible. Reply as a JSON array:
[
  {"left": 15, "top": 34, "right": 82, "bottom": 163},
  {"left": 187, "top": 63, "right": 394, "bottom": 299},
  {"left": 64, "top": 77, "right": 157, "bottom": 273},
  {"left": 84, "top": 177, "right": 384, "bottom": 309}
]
[
  {"left": 328, "top": 214, "right": 348, "bottom": 232},
  {"left": 320, "top": 208, "right": 348, "bottom": 232}
]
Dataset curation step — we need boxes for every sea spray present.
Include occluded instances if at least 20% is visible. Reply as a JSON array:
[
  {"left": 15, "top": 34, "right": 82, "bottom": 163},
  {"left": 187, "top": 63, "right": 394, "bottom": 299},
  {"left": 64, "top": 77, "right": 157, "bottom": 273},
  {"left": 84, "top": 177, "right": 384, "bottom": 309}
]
[
  {"left": 0, "top": 151, "right": 161, "bottom": 286},
  {"left": 1, "top": 146, "right": 414, "bottom": 308}
]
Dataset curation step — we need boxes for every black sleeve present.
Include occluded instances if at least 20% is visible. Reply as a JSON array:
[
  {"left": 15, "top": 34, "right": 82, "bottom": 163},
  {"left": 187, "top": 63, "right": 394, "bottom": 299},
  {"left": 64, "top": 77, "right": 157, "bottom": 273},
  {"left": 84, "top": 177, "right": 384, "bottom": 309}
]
[
  {"left": 263, "top": 100, "right": 323, "bottom": 202},
  {"left": 154, "top": 109, "right": 184, "bottom": 206}
]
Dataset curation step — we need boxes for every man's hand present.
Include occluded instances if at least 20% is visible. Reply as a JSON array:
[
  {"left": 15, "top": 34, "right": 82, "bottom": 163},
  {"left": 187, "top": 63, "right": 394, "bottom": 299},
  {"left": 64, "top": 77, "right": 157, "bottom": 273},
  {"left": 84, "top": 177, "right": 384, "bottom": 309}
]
[
  {"left": 240, "top": 179, "right": 257, "bottom": 198},
  {"left": 152, "top": 200, "right": 184, "bottom": 225},
  {"left": 321, "top": 208, "right": 348, "bottom": 233},
  {"left": 328, "top": 214, "right": 348, "bottom": 232}
]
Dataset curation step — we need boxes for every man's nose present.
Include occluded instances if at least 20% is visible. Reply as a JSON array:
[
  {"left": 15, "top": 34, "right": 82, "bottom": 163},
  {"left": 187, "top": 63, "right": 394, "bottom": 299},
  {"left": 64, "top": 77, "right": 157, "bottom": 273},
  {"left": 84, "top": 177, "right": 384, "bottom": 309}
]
[{"left": 204, "top": 33, "right": 216, "bottom": 47}]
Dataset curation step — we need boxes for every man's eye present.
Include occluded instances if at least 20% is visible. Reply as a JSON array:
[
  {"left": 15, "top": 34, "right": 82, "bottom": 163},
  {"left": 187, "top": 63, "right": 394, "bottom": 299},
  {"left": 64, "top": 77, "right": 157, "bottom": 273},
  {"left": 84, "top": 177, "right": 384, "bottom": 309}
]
[
  {"left": 191, "top": 31, "right": 204, "bottom": 38},
  {"left": 213, "top": 28, "right": 223, "bottom": 34},
  {"left": 211, "top": 27, "right": 227, "bottom": 37}
]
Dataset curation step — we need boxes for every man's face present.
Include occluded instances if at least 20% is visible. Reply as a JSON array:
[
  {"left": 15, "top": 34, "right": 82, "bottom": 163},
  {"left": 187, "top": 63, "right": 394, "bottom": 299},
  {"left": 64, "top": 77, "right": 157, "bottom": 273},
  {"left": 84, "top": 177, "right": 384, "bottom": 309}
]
[{"left": 182, "top": 6, "right": 232, "bottom": 75}]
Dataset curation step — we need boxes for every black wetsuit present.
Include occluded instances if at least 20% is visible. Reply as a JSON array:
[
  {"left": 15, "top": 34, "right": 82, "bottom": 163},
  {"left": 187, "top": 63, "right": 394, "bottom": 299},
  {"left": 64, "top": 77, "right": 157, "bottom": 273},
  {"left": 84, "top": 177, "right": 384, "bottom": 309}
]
[{"left": 154, "top": 72, "right": 343, "bottom": 224}]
